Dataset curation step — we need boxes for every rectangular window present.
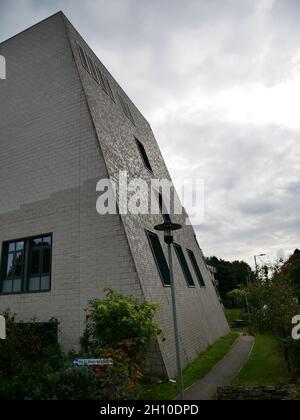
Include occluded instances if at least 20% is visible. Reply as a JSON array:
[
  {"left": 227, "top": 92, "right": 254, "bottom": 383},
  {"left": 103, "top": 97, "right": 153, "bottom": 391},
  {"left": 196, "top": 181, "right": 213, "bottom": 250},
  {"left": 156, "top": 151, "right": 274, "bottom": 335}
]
[
  {"left": 146, "top": 231, "right": 170, "bottom": 286},
  {"left": 118, "top": 93, "right": 135, "bottom": 124},
  {"left": 187, "top": 249, "right": 206, "bottom": 287},
  {"left": 136, "top": 138, "right": 153, "bottom": 173},
  {"left": 174, "top": 244, "right": 195, "bottom": 287},
  {"left": 77, "top": 43, "right": 90, "bottom": 73},
  {"left": 0, "top": 234, "right": 52, "bottom": 295}
]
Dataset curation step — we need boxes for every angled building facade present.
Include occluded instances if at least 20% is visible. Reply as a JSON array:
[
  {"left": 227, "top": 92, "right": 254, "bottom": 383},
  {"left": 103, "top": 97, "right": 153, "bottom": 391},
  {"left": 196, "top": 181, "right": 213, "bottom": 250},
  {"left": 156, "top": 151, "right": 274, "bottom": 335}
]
[{"left": 0, "top": 12, "right": 229, "bottom": 377}]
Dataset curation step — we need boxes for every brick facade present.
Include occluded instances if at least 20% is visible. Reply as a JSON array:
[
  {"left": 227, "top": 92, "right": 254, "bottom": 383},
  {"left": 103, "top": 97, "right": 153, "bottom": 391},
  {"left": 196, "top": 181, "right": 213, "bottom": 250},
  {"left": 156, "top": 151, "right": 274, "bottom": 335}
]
[{"left": 0, "top": 12, "right": 229, "bottom": 378}]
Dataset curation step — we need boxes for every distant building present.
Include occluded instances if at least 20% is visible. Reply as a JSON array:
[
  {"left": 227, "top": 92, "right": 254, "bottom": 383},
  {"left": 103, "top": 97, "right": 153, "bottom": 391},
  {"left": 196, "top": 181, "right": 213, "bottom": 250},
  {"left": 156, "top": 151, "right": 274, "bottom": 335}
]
[{"left": 0, "top": 12, "right": 229, "bottom": 377}]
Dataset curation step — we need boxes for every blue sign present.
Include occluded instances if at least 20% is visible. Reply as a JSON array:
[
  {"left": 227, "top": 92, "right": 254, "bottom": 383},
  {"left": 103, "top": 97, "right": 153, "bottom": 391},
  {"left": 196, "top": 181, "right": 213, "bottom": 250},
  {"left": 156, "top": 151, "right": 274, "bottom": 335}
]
[{"left": 72, "top": 358, "right": 113, "bottom": 367}]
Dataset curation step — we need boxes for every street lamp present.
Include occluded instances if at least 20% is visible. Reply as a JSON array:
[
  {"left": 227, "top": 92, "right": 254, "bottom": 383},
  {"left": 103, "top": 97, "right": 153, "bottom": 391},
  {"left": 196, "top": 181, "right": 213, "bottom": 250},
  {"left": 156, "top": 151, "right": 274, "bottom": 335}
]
[
  {"left": 254, "top": 254, "right": 266, "bottom": 276},
  {"left": 154, "top": 221, "right": 184, "bottom": 400}
]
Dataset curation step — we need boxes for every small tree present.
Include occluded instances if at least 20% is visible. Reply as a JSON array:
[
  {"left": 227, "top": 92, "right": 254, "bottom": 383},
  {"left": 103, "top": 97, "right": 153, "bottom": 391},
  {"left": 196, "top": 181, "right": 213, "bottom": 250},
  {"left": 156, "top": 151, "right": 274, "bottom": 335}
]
[{"left": 248, "top": 270, "right": 299, "bottom": 337}]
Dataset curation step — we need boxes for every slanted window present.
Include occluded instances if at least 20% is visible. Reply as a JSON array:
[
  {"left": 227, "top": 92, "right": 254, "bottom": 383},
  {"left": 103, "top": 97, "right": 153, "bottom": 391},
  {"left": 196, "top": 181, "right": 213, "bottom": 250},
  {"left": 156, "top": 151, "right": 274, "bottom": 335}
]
[
  {"left": 136, "top": 138, "right": 153, "bottom": 173},
  {"left": 87, "top": 55, "right": 99, "bottom": 83},
  {"left": 187, "top": 249, "right": 206, "bottom": 287},
  {"left": 77, "top": 43, "right": 90, "bottom": 73},
  {"left": 104, "top": 76, "right": 115, "bottom": 100},
  {"left": 0, "top": 234, "right": 52, "bottom": 295},
  {"left": 174, "top": 244, "right": 195, "bottom": 287},
  {"left": 158, "top": 192, "right": 171, "bottom": 223},
  {"left": 96, "top": 66, "right": 106, "bottom": 90},
  {"left": 118, "top": 93, "right": 135, "bottom": 124},
  {"left": 146, "top": 231, "right": 170, "bottom": 286}
]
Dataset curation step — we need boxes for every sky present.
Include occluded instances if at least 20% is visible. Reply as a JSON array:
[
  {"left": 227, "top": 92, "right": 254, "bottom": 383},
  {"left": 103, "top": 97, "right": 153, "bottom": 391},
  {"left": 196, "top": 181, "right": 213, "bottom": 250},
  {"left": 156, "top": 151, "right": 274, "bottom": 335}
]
[{"left": 0, "top": 0, "right": 299, "bottom": 267}]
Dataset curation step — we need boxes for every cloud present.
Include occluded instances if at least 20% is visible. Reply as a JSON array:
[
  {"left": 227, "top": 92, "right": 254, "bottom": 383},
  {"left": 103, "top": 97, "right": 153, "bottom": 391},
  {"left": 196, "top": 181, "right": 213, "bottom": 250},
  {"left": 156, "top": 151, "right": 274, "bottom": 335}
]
[{"left": 0, "top": 0, "right": 299, "bottom": 266}]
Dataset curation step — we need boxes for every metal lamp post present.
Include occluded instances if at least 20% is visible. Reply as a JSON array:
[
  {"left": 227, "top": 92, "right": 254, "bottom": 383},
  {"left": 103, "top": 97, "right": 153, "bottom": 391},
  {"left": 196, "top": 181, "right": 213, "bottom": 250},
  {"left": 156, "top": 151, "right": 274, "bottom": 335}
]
[{"left": 154, "top": 221, "right": 184, "bottom": 400}]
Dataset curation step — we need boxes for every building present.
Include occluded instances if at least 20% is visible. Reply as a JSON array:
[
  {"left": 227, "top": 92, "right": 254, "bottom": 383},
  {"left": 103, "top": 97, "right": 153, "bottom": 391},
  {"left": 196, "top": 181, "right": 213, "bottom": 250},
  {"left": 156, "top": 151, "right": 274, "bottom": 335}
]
[{"left": 0, "top": 12, "right": 229, "bottom": 377}]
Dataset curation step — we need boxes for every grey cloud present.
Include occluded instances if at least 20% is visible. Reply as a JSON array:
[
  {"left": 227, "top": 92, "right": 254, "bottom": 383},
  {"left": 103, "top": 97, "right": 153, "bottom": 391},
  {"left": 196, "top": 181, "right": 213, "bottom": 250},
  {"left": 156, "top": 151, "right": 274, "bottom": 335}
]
[{"left": 0, "top": 0, "right": 299, "bottom": 265}]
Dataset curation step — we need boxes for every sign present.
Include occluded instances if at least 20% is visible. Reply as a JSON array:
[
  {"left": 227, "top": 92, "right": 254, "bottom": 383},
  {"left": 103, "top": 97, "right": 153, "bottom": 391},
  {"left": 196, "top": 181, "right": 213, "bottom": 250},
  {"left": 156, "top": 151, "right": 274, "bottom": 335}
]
[
  {"left": 72, "top": 358, "right": 113, "bottom": 367},
  {"left": 0, "top": 316, "right": 5, "bottom": 340}
]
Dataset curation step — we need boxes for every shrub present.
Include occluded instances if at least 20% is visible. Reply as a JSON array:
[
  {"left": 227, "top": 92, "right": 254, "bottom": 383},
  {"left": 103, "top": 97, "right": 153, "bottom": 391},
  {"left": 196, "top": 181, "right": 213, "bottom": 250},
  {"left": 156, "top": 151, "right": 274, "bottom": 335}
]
[
  {"left": 31, "top": 366, "right": 99, "bottom": 400},
  {"left": 81, "top": 289, "right": 162, "bottom": 399},
  {"left": 0, "top": 311, "right": 64, "bottom": 400}
]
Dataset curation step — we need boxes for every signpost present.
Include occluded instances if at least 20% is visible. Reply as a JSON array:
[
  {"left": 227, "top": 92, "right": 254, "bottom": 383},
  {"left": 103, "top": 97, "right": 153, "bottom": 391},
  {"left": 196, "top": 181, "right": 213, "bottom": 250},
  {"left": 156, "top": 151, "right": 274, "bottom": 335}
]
[{"left": 72, "top": 358, "right": 113, "bottom": 367}]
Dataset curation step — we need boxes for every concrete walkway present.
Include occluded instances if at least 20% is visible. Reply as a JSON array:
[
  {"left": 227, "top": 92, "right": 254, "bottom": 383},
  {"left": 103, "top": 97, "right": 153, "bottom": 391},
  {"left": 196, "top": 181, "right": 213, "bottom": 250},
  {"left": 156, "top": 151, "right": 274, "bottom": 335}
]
[{"left": 183, "top": 334, "right": 255, "bottom": 400}]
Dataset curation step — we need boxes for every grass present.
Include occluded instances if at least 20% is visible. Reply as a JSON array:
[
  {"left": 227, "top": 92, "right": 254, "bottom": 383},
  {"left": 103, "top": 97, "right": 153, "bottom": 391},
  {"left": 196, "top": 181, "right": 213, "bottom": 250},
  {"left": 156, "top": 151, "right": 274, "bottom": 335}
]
[
  {"left": 233, "top": 334, "right": 290, "bottom": 387},
  {"left": 140, "top": 332, "right": 238, "bottom": 400}
]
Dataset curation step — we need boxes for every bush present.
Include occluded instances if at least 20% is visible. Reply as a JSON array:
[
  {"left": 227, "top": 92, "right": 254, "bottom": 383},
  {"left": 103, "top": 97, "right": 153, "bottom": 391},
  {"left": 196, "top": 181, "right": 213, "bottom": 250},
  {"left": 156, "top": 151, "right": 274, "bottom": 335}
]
[
  {"left": 81, "top": 289, "right": 162, "bottom": 400},
  {"left": 0, "top": 311, "right": 64, "bottom": 400},
  {"left": 30, "top": 366, "right": 99, "bottom": 400}
]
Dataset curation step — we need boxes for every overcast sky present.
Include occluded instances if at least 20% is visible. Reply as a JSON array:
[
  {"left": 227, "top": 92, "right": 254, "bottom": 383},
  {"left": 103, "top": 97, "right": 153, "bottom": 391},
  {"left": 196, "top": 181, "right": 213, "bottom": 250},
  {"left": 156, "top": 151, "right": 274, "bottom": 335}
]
[{"left": 1, "top": 0, "right": 299, "bottom": 266}]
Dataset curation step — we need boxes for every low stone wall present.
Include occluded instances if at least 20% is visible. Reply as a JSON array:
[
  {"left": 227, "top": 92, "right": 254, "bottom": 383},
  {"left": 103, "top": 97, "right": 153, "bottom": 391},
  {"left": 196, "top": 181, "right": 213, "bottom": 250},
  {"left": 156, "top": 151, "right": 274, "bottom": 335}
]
[{"left": 217, "top": 386, "right": 293, "bottom": 400}]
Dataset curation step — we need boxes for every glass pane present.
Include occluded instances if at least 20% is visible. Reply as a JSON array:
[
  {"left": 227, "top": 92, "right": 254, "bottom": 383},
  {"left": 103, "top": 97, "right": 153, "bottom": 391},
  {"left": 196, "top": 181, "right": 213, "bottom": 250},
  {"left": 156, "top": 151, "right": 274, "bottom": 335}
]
[
  {"left": 16, "top": 242, "right": 24, "bottom": 251},
  {"left": 33, "top": 238, "right": 42, "bottom": 247},
  {"left": 42, "top": 236, "right": 51, "bottom": 246},
  {"left": 2, "top": 280, "right": 13, "bottom": 293},
  {"left": 41, "top": 276, "right": 50, "bottom": 291},
  {"left": 13, "top": 279, "right": 22, "bottom": 293},
  {"left": 8, "top": 243, "right": 15, "bottom": 252},
  {"left": 42, "top": 248, "right": 50, "bottom": 274},
  {"left": 31, "top": 249, "right": 40, "bottom": 275},
  {"left": 28, "top": 277, "right": 40, "bottom": 291},
  {"left": 6, "top": 254, "right": 14, "bottom": 277},
  {"left": 15, "top": 252, "right": 23, "bottom": 277}
]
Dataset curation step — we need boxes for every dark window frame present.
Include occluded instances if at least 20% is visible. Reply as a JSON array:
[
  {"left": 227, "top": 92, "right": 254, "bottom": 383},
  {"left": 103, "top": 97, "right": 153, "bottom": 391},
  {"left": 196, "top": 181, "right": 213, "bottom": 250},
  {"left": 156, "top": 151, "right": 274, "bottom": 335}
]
[
  {"left": 0, "top": 233, "right": 53, "bottom": 296},
  {"left": 158, "top": 191, "right": 172, "bottom": 223},
  {"left": 146, "top": 230, "right": 170, "bottom": 287},
  {"left": 135, "top": 138, "right": 153, "bottom": 174},
  {"left": 187, "top": 249, "right": 206, "bottom": 288},
  {"left": 173, "top": 243, "right": 195, "bottom": 288}
]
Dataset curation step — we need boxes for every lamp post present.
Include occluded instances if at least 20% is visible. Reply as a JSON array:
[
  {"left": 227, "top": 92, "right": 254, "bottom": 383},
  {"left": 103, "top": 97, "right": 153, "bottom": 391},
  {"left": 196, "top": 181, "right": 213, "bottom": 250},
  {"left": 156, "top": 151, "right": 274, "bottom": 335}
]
[
  {"left": 154, "top": 221, "right": 184, "bottom": 400},
  {"left": 254, "top": 254, "right": 266, "bottom": 277}
]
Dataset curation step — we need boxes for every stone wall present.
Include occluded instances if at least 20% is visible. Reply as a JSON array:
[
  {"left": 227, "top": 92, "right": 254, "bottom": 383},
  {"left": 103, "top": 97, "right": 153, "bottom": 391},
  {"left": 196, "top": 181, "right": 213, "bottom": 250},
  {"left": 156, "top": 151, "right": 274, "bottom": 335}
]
[{"left": 217, "top": 386, "right": 294, "bottom": 400}]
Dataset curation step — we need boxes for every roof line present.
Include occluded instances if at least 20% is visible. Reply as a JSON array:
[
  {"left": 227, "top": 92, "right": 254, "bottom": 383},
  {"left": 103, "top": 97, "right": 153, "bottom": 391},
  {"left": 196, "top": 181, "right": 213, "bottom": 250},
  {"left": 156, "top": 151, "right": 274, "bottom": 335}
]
[{"left": 0, "top": 11, "right": 64, "bottom": 47}]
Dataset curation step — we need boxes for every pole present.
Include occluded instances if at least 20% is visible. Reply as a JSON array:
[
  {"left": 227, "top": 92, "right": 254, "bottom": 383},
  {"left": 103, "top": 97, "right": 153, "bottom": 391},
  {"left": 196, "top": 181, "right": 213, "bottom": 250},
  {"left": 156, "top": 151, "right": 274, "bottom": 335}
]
[
  {"left": 254, "top": 255, "right": 258, "bottom": 277},
  {"left": 168, "top": 243, "right": 184, "bottom": 400}
]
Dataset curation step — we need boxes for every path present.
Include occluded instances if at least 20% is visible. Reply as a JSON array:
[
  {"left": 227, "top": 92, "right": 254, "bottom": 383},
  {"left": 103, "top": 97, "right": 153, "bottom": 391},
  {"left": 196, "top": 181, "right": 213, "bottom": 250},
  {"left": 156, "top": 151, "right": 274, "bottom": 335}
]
[{"left": 183, "top": 334, "right": 255, "bottom": 400}]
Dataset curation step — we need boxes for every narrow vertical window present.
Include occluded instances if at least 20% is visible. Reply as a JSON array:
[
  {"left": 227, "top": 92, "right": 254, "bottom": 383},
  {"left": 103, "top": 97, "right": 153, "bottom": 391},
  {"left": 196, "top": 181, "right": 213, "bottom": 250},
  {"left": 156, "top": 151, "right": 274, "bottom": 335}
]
[
  {"left": 1, "top": 241, "right": 24, "bottom": 293},
  {"left": 28, "top": 236, "right": 52, "bottom": 292},
  {"left": 77, "top": 43, "right": 90, "bottom": 73},
  {"left": 146, "top": 231, "right": 170, "bottom": 286},
  {"left": 187, "top": 249, "right": 206, "bottom": 287},
  {"left": 158, "top": 191, "right": 171, "bottom": 223},
  {"left": 104, "top": 76, "right": 115, "bottom": 100},
  {"left": 174, "top": 244, "right": 195, "bottom": 287},
  {"left": 87, "top": 56, "right": 99, "bottom": 84},
  {"left": 136, "top": 138, "right": 153, "bottom": 173},
  {"left": 118, "top": 93, "right": 135, "bottom": 124}
]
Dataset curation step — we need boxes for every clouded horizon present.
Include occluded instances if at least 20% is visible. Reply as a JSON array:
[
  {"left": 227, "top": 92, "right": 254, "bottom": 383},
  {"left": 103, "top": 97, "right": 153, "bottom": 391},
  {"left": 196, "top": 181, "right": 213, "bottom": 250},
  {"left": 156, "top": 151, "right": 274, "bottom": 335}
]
[{"left": 1, "top": 0, "right": 299, "bottom": 267}]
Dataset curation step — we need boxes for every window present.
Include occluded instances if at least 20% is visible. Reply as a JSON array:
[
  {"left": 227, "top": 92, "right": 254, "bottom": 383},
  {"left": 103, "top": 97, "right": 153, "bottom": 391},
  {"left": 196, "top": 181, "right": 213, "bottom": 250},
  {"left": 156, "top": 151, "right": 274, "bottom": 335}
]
[
  {"left": 77, "top": 43, "right": 90, "bottom": 73},
  {"left": 187, "top": 249, "right": 206, "bottom": 287},
  {"left": 146, "top": 231, "right": 170, "bottom": 286},
  {"left": 104, "top": 76, "right": 115, "bottom": 100},
  {"left": 0, "top": 234, "right": 52, "bottom": 294},
  {"left": 118, "top": 93, "right": 135, "bottom": 124},
  {"left": 136, "top": 138, "right": 153, "bottom": 173},
  {"left": 87, "top": 55, "right": 99, "bottom": 83},
  {"left": 174, "top": 244, "right": 195, "bottom": 287},
  {"left": 96, "top": 66, "right": 106, "bottom": 90},
  {"left": 158, "top": 191, "right": 171, "bottom": 223}
]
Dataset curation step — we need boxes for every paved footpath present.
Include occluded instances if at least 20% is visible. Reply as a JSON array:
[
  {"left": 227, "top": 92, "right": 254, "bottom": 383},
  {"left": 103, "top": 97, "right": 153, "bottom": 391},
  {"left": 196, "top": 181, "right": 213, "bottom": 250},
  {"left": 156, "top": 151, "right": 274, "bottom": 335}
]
[{"left": 183, "top": 334, "right": 255, "bottom": 400}]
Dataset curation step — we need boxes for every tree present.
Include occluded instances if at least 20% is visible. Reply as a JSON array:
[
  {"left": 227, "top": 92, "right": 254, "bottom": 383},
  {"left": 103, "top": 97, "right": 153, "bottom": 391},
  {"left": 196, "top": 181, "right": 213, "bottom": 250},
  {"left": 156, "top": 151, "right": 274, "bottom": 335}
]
[
  {"left": 248, "top": 262, "right": 299, "bottom": 337},
  {"left": 206, "top": 256, "right": 254, "bottom": 301}
]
